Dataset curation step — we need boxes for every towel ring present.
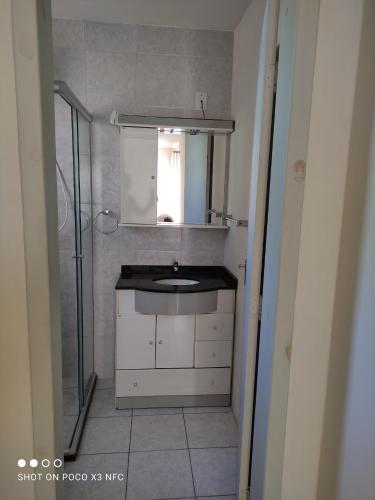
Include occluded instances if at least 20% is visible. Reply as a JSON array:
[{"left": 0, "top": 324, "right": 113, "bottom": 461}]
[{"left": 94, "top": 209, "right": 119, "bottom": 234}]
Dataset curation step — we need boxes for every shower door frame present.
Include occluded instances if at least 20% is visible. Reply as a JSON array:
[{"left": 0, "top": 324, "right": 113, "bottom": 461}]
[{"left": 54, "top": 80, "right": 97, "bottom": 459}]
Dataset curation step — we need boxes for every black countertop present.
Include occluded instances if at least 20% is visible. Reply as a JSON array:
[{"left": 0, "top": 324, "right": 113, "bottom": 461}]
[{"left": 115, "top": 265, "right": 237, "bottom": 294}]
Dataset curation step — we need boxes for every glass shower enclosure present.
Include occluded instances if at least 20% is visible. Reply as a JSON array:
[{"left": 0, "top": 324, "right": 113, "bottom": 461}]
[{"left": 54, "top": 81, "right": 96, "bottom": 459}]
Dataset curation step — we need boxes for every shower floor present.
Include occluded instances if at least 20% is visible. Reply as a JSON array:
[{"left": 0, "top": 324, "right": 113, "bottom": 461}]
[{"left": 63, "top": 380, "right": 238, "bottom": 500}]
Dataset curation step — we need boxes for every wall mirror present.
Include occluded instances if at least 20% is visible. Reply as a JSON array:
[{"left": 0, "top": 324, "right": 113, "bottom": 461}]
[{"left": 112, "top": 113, "right": 234, "bottom": 227}]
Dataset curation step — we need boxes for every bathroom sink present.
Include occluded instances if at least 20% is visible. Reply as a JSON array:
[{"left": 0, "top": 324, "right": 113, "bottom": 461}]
[{"left": 154, "top": 278, "right": 200, "bottom": 286}]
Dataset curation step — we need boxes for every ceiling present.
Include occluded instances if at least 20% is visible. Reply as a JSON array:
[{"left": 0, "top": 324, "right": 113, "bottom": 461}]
[{"left": 51, "top": 0, "right": 252, "bottom": 31}]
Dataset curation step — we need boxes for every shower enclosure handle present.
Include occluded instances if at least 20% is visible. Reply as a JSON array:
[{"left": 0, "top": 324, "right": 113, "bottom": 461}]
[{"left": 72, "top": 254, "right": 84, "bottom": 259}]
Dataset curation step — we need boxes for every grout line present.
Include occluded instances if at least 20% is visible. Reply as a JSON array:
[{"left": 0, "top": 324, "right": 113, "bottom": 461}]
[
  {"left": 78, "top": 445, "right": 238, "bottom": 457},
  {"left": 87, "top": 414, "right": 132, "bottom": 419},
  {"left": 197, "top": 496, "right": 236, "bottom": 499},
  {"left": 182, "top": 411, "right": 197, "bottom": 499},
  {"left": 182, "top": 410, "right": 233, "bottom": 415},
  {"left": 128, "top": 445, "right": 238, "bottom": 454},
  {"left": 124, "top": 410, "right": 133, "bottom": 500},
  {"left": 130, "top": 446, "right": 188, "bottom": 453},
  {"left": 77, "top": 451, "right": 129, "bottom": 457},
  {"left": 132, "top": 411, "right": 183, "bottom": 417},
  {"left": 87, "top": 410, "right": 132, "bottom": 418},
  {"left": 189, "top": 445, "right": 238, "bottom": 450},
  {"left": 132, "top": 412, "right": 182, "bottom": 416}
]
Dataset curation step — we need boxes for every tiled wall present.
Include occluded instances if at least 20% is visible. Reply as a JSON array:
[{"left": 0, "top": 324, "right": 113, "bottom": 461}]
[{"left": 53, "top": 19, "right": 233, "bottom": 378}]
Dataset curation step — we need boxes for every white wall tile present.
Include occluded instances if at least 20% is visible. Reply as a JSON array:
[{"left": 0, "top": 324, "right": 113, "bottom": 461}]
[
  {"left": 185, "top": 56, "right": 233, "bottom": 114},
  {"left": 53, "top": 47, "right": 87, "bottom": 104},
  {"left": 54, "top": 95, "right": 73, "bottom": 156},
  {"left": 92, "top": 155, "right": 121, "bottom": 205},
  {"left": 85, "top": 21, "right": 137, "bottom": 53},
  {"left": 91, "top": 119, "right": 120, "bottom": 157},
  {"left": 135, "top": 54, "right": 188, "bottom": 108},
  {"left": 53, "top": 19, "right": 85, "bottom": 49},
  {"left": 94, "top": 335, "right": 115, "bottom": 379},
  {"left": 135, "top": 250, "right": 180, "bottom": 266},
  {"left": 135, "top": 227, "right": 182, "bottom": 251},
  {"left": 136, "top": 25, "right": 188, "bottom": 55},
  {"left": 185, "top": 29, "right": 234, "bottom": 58},
  {"left": 86, "top": 50, "right": 137, "bottom": 107},
  {"left": 180, "top": 249, "right": 225, "bottom": 266},
  {"left": 182, "top": 227, "right": 227, "bottom": 251}
]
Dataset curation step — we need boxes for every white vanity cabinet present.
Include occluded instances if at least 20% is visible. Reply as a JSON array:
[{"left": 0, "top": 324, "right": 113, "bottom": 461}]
[{"left": 115, "top": 289, "right": 235, "bottom": 408}]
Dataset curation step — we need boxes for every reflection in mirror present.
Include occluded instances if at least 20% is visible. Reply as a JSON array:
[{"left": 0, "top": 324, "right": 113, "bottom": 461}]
[
  {"left": 120, "top": 126, "right": 228, "bottom": 226},
  {"left": 157, "top": 131, "right": 226, "bottom": 225}
]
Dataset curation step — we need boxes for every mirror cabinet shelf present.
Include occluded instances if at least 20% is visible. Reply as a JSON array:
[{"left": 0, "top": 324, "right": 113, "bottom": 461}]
[{"left": 118, "top": 223, "right": 229, "bottom": 229}]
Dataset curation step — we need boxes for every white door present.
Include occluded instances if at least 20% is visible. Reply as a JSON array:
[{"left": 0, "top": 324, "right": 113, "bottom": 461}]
[
  {"left": 116, "top": 314, "right": 156, "bottom": 369},
  {"left": 156, "top": 315, "right": 195, "bottom": 368},
  {"left": 237, "top": 0, "right": 319, "bottom": 498}
]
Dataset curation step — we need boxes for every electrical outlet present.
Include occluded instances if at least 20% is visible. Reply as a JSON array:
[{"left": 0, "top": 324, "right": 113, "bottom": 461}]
[{"left": 195, "top": 91, "right": 208, "bottom": 111}]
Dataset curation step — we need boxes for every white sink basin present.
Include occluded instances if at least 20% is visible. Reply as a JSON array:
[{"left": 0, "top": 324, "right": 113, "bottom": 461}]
[{"left": 154, "top": 278, "right": 200, "bottom": 286}]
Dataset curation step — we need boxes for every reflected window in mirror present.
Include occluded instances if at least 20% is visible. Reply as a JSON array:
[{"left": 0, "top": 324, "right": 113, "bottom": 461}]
[{"left": 157, "top": 130, "right": 226, "bottom": 226}]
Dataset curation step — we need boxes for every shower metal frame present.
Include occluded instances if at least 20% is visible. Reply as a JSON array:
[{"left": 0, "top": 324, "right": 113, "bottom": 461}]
[{"left": 54, "top": 80, "right": 96, "bottom": 460}]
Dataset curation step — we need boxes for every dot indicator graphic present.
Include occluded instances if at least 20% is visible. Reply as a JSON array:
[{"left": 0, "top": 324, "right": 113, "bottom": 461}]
[
  {"left": 41, "top": 459, "right": 50, "bottom": 468},
  {"left": 30, "top": 459, "right": 38, "bottom": 468},
  {"left": 17, "top": 459, "right": 26, "bottom": 468}
]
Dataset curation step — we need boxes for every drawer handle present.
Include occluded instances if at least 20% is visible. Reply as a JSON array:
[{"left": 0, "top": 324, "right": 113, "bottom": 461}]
[
  {"left": 210, "top": 380, "right": 215, "bottom": 386},
  {"left": 212, "top": 352, "right": 216, "bottom": 358},
  {"left": 149, "top": 340, "right": 154, "bottom": 345},
  {"left": 213, "top": 325, "right": 218, "bottom": 331},
  {"left": 132, "top": 382, "right": 138, "bottom": 388},
  {"left": 158, "top": 340, "right": 163, "bottom": 344}
]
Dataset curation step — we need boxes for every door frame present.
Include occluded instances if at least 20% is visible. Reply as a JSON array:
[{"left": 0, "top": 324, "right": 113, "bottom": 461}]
[
  {"left": 237, "top": 1, "right": 280, "bottom": 497},
  {"left": 0, "top": 1, "right": 62, "bottom": 499},
  {"left": 237, "top": 0, "right": 320, "bottom": 497}
]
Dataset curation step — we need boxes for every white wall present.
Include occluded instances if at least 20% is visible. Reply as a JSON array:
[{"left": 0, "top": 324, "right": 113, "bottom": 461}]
[
  {"left": 225, "top": 0, "right": 266, "bottom": 419},
  {"left": 280, "top": 0, "right": 368, "bottom": 498},
  {"left": 0, "top": 1, "right": 62, "bottom": 499},
  {"left": 337, "top": 101, "right": 375, "bottom": 500},
  {"left": 332, "top": 0, "right": 375, "bottom": 497}
]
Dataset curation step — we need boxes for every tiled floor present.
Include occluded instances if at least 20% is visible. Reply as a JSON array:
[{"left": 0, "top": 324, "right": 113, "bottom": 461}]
[
  {"left": 64, "top": 384, "right": 238, "bottom": 500},
  {"left": 63, "top": 378, "right": 79, "bottom": 449}
]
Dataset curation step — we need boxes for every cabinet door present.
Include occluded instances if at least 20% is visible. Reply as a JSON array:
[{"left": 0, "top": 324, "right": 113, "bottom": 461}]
[
  {"left": 156, "top": 315, "right": 195, "bottom": 368},
  {"left": 120, "top": 127, "right": 158, "bottom": 224},
  {"left": 116, "top": 314, "right": 156, "bottom": 369}
]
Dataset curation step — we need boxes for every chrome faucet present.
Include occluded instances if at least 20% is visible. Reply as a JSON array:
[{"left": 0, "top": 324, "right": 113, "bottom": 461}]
[{"left": 173, "top": 261, "right": 179, "bottom": 272}]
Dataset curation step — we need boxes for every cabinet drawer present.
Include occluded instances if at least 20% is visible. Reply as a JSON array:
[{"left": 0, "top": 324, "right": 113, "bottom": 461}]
[
  {"left": 195, "top": 341, "right": 232, "bottom": 368},
  {"left": 196, "top": 313, "right": 234, "bottom": 341},
  {"left": 116, "top": 368, "right": 231, "bottom": 397},
  {"left": 116, "top": 314, "right": 155, "bottom": 369}
]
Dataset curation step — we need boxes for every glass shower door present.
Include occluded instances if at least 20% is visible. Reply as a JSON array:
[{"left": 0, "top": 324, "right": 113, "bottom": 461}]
[
  {"left": 76, "top": 111, "right": 94, "bottom": 401},
  {"left": 54, "top": 80, "right": 95, "bottom": 459},
  {"left": 71, "top": 107, "right": 95, "bottom": 406},
  {"left": 55, "top": 93, "right": 80, "bottom": 451}
]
